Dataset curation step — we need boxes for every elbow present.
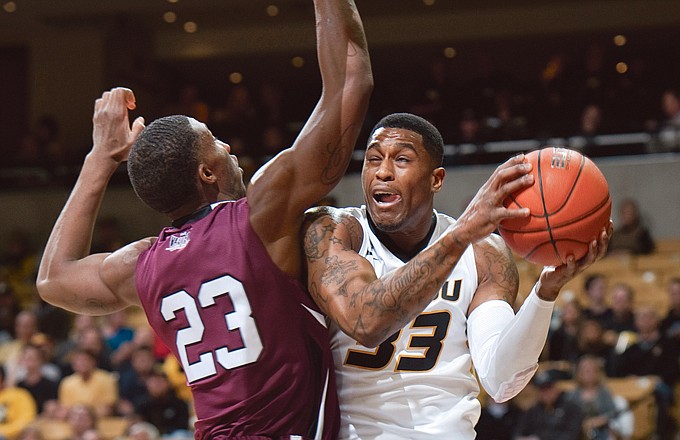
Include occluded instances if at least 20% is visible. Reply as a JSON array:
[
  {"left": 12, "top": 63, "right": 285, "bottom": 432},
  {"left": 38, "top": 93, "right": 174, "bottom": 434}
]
[
  {"left": 353, "top": 333, "right": 382, "bottom": 349},
  {"left": 355, "top": 73, "right": 374, "bottom": 101},
  {"left": 35, "top": 275, "right": 59, "bottom": 307},
  {"left": 346, "top": 320, "right": 394, "bottom": 349},
  {"left": 346, "top": 65, "right": 374, "bottom": 101}
]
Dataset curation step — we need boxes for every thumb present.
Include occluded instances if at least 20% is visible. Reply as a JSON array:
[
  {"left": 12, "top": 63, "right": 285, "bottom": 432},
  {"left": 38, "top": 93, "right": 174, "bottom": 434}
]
[{"left": 131, "top": 116, "right": 145, "bottom": 139}]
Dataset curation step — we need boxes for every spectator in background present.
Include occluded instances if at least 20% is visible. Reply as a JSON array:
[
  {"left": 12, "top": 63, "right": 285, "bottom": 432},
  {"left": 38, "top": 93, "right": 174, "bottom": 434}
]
[
  {"left": 126, "top": 421, "right": 160, "bottom": 440},
  {"left": 91, "top": 216, "right": 127, "bottom": 254},
  {"left": 34, "top": 115, "right": 66, "bottom": 171},
  {"left": 547, "top": 299, "right": 583, "bottom": 364},
  {"left": 475, "top": 398, "right": 522, "bottom": 440},
  {"left": 602, "top": 282, "right": 637, "bottom": 349},
  {"left": 72, "top": 326, "right": 113, "bottom": 373},
  {"left": 454, "top": 108, "right": 485, "bottom": 148},
  {"left": 116, "top": 345, "right": 155, "bottom": 417},
  {"left": 0, "top": 310, "right": 40, "bottom": 387},
  {"left": 1, "top": 229, "right": 39, "bottom": 310},
  {"left": 575, "top": 318, "right": 617, "bottom": 374},
  {"left": 660, "top": 277, "right": 680, "bottom": 341},
  {"left": 135, "top": 367, "right": 190, "bottom": 437},
  {"left": 163, "top": 84, "right": 210, "bottom": 123},
  {"left": 0, "top": 281, "right": 21, "bottom": 344},
  {"left": 0, "top": 365, "right": 37, "bottom": 440},
  {"left": 16, "top": 343, "right": 60, "bottom": 414},
  {"left": 99, "top": 310, "right": 134, "bottom": 369},
  {"left": 648, "top": 88, "right": 680, "bottom": 152},
  {"left": 565, "top": 355, "right": 624, "bottom": 440},
  {"left": 574, "top": 103, "right": 604, "bottom": 156},
  {"left": 53, "top": 315, "right": 97, "bottom": 371},
  {"left": 514, "top": 369, "right": 584, "bottom": 440},
  {"left": 16, "top": 424, "right": 44, "bottom": 440},
  {"left": 607, "top": 198, "right": 655, "bottom": 256},
  {"left": 609, "top": 305, "right": 679, "bottom": 440},
  {"left": 210, "top": 84, "right": 258, "bottom": 149},
  {"left": 581, "top": 274, "right": 613, "bottom": 322},
  {"left": 57, "top": 349, "right": 118, "bottom": 419},
  {"left": 65, "top": 404, "right": 100, "bottom": 440}
]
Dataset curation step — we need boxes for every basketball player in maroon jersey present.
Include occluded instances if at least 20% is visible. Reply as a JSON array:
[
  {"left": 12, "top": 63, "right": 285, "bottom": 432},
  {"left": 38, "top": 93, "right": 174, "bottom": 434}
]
[{"left": 36, "top": 1, "right": 372, "bottom": 438}]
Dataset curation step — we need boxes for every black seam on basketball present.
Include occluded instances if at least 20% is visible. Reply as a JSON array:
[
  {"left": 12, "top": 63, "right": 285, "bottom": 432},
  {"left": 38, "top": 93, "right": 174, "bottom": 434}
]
[
  {"left": 524, "top": 237, "right": 591, "bottom": 262},
  {"left": 548, "top": 154, "right": 586, "bottom": 215},
  {"left": 499, "top": 194, "right": 610, "bottom": 233},
  {"left": 545, "top": 195, "right": 610, "bottom": 229},
  {"left": 539, "top": 149, "right": 561, "bottom": 264}
]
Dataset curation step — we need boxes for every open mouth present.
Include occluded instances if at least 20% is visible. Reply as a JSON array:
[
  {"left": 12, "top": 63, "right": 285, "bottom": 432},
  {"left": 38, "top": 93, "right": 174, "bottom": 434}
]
[{"left": 374, "top": 192, "right": 401, "bottom": 204}]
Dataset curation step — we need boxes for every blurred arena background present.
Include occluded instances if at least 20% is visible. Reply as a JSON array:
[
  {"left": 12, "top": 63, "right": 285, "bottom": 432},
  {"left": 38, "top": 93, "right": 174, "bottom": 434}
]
[{"left": 1, "top": 0, "right": 679, "bottom": 245}]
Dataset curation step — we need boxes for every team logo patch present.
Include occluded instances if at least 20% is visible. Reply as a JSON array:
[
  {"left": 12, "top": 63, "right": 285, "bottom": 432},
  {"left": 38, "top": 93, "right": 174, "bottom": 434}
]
[{"left": 166, "top": 231, "right": 190, "bottom": 251}]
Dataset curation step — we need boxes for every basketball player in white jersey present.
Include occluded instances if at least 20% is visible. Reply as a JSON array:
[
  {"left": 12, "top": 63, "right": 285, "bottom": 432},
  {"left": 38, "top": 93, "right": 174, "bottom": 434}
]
[{"left": 302, "top": 113, "right": 612, "bottom": 439}]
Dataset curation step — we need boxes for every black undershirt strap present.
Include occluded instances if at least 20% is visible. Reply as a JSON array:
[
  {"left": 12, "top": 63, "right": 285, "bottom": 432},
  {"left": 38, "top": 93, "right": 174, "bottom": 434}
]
[{"left": 171, "top": 204, "right": 213, "bottom": 228}]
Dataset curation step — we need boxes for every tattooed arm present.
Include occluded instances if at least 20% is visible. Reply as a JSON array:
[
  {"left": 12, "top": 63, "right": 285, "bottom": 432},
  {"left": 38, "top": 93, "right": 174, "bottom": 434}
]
[{"left": 303, "top": 206, "right": 470, "bottom": 348}]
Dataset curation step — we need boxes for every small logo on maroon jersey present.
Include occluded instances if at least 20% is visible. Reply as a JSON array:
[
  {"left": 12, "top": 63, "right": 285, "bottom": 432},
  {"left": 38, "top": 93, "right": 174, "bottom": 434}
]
[{"left": 166, "top": 231, "right": 190, "bottom": 251}]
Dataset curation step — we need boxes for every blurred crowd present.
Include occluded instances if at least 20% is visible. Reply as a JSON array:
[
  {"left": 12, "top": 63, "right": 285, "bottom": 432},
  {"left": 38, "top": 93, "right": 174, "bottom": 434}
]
[
  {"left": 0, "top": 216, "right": 194, "bottom": 440},
  {"left": 2, "top": 177, "right": 679, "bottom": 440},
  {"left": 3, "top": 41, "right": 680, "bottom": 188},
  {"left": 2, "top": 35, "right": 680, "bottom": 439}
]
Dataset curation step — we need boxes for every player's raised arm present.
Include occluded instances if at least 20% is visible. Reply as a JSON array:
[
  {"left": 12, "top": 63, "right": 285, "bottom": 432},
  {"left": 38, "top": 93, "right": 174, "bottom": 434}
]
[
  {"left": 248, "top": 0, "right": 373, "bottom": 226},
  {"left": 36, "top": 88, "right": 146, "bottom": 315}
]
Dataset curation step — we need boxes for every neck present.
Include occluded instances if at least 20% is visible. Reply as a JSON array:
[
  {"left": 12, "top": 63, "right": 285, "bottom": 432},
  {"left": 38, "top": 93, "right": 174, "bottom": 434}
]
[{"left": 367, "top": 212, "right": 437, "bottom": 262}]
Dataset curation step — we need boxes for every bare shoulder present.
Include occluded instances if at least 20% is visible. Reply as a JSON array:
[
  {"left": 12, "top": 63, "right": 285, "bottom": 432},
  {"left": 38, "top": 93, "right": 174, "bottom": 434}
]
[
  {"left": 472, "top": 233, "right": 519, "bottom": 306},
  {"left": 303, "top": 206, "right": 364, "bottom": 259},
  {"left": 101, "top": 237, "right": 156, "bottom": 305}
]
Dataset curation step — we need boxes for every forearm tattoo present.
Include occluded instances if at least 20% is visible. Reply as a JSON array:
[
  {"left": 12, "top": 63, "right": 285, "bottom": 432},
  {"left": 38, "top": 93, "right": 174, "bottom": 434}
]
[{"left": 320, "top": 124, "right": 358, "bottom": 186}]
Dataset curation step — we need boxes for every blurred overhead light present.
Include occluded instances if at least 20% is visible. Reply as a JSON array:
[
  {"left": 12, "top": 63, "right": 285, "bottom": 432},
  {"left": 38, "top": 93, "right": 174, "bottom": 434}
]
[
  {"left": 616, "top": 62, "right": 628, "bottom": 74},
  {"left": 423, "top": 0, "right": 436, "bottom": 5},
  {"left": 4, "top": 2, "right": 17, "bottom": 13},
  {"left": 266, "top": 5, "right": 280, "bottom": 17},
  {"left": 229, "top": 72, "right": 244, "bottom": 84},
  {"left": 184, "top": 21, "right": 198, "bottom": 33},
  {"left": 163, "top": 12, "right": 177, "bottom": 23},
  {"left": 444, "top": 47, "right": 457, "bottom": 58},
  {"left": 291, "top": 56, "right": 305, "bottom": 68},
  {"left": 613, "top": 34, "right": 627, "bottom": 46}
]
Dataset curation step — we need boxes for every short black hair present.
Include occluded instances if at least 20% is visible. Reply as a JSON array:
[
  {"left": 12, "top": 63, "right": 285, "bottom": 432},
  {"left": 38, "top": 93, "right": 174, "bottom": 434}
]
[
  {"left": 128, "top": 115, "right": 202, "bottom": 214},
  {"left": 369, "top": 113, "right": 444, "bottom": 167}
]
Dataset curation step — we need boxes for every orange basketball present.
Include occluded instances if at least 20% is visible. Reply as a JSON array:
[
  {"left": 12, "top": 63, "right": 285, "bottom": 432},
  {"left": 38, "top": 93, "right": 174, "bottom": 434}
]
[{"left": 498, "top": 147, "right": 611, "bottom": 266}]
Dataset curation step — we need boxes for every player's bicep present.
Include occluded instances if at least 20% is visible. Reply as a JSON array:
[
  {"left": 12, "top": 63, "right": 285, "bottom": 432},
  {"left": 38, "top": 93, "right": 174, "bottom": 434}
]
[
  {"left": 37, "top": 252, "right": 121, "bottom": 315},
  {"left": 303, "top": 209, "right": 376, "bottom": 316}
]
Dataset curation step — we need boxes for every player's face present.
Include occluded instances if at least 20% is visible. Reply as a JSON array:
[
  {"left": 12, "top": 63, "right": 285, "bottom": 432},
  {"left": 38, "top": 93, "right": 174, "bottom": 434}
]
[
  {"left": 190, "top": 119, "right": 246, "bottom": 200},
  {"left": 361, "top": 127, "right": 443, "bottom": 233}
]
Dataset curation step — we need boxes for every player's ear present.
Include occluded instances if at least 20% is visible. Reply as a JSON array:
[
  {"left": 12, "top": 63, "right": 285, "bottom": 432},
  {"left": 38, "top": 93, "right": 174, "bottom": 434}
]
[
  {"left": 432, "top": 167, "right": 445, "bottom": 193},
  {"left": 198, "top": 164, "right": 217, "bottom": 184}
]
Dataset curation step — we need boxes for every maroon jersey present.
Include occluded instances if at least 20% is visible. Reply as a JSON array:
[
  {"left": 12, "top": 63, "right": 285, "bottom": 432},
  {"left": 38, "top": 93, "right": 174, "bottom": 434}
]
[{"left": 136, "top": 199, "right": 339, "bottom": 440}]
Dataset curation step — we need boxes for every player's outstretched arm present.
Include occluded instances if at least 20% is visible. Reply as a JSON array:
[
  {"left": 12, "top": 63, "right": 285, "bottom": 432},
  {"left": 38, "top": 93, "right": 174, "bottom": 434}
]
[
  {"left": 36, "top": 87, "right": 146, "bottom": 315},
  {"left": 468, "top": 224, "right": 612, "bottom": 403},
  {"left": 248, "top": 0, "right": 373, "bottom": 233},
  {"left": 303, "top": 156, "right": 535, "bottom": 347}
]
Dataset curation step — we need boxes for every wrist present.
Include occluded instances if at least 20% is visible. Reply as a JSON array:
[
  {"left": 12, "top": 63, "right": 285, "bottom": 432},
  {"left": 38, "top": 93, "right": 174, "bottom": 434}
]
[
  {"left": 445, "top": 225, "right": 471, "bottom": 251},
  {"left": 85, "top": 150, "right": 123, "bottom": 171},
  {"left": 532, "top": 281, "right": 559, "bottom": 302}
]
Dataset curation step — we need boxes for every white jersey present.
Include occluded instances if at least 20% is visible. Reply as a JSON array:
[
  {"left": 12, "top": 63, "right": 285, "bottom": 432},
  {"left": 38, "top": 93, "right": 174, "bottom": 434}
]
[{"left": 330, "top": 206, "right": 481, "bottom": 440}]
